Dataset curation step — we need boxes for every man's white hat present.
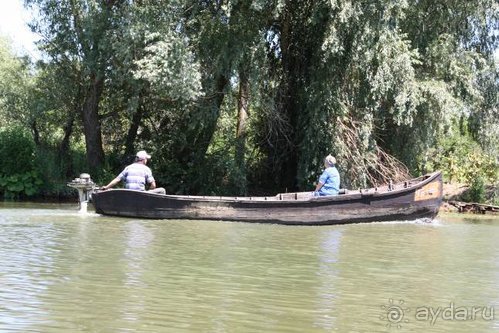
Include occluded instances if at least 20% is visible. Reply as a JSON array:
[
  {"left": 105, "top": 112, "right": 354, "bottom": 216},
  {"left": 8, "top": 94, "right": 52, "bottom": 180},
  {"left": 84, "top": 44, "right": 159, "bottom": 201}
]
[
  {"left": 136, "top": 150, "right": 151, "bottom": 160},
  {"left": 325, "top": 154, "right": 336, "bottom": 166}
]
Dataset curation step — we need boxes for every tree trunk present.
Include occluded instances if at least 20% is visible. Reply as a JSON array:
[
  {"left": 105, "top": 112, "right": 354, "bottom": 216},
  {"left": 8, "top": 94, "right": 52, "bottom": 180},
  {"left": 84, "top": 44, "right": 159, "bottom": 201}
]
[
  {"left": 274, "top": 0, "right": 302, "bottom": 192},
  {"left": 271, "top": 0, "right": 329, "bottom": 192},
  {"left": 59, "top": 81, "right": 83, "bottom": 178},
  {"left": 198, "top": 74, "right": 228, "bottom": 153},
  {"left": 31, "top": 121, "right": 40, "bottom": 147},
  {"left": 171, "top": 74, "right": 227, "bottom": 194},
  {"left": 81, "top": 74, "right": 105, "bottom": 173},
  {"left": 59, "top": 110, "right": 76, "bottom": 177},
  {"left": 124, "top": 102, "right": 144, "bottom": 158},
  {"left": 235, "top": 68, "right": 250, "bottom": 172},
  {"left": 186, "top": 74, "right": 228, "bottom": 163}
]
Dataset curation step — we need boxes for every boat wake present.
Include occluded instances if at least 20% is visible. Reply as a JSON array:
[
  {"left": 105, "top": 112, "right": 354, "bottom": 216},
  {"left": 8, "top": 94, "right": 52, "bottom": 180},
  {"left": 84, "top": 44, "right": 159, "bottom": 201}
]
[
  {"left": 78, "top": 201, "right": 89, "bottom": 214},
  {"left": 426, "top": 217, "right": 443, "bottom": 226},
  {"left": 414, "top": 217, "right": 435, "bottom": 224},
  {"left": 373, "top": 217, "right": 438, "bottom": 225}
]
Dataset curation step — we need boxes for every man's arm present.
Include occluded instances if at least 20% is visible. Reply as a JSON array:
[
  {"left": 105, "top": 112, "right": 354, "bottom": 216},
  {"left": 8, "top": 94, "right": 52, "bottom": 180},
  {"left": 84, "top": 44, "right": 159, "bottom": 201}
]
[
  {"left": 314, "top": 182, "right": 324, "bottom": 192},
  {"left": 102, "top": 177, "right": 121, "bottom": 190}
]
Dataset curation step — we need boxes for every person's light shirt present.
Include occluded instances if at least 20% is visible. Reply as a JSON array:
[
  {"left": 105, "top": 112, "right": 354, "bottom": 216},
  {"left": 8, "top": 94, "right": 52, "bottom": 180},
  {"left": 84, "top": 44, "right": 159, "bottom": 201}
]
[
  {"left": 118, "top": 163, "right": 154, "bottom": 191},
  {"left": 317, "top": 167, "right": 340, "bottom": 196}
]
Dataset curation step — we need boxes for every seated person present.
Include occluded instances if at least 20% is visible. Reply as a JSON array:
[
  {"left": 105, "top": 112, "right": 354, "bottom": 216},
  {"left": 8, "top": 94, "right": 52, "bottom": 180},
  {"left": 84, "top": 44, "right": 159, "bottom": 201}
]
[
  {"left": 102, "top": 150, "right": 166, "bottom": 195},
  {"left": 314, "top": 154, "right": 340, "bottom": 196}
]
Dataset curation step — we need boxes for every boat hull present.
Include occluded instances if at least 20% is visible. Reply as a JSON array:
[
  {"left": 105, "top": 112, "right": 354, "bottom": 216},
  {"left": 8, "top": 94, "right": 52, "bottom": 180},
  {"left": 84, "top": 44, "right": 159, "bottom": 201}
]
[{"left": 92, "top": 172, "right": 443, "bottom": 225}]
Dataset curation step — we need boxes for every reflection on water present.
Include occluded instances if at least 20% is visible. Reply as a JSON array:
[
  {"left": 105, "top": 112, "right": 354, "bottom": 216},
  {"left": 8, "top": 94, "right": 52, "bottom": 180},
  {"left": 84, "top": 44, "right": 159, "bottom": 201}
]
[{"left": 0, "top": 203, "right": 498, "bottom": 332}]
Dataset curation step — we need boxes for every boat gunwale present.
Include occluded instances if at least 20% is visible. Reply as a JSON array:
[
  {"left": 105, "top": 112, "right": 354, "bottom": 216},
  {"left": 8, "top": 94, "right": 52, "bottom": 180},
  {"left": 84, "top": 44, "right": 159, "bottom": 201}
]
[{"left": 93, "top": 171, "right": 442, "bottom": 204}]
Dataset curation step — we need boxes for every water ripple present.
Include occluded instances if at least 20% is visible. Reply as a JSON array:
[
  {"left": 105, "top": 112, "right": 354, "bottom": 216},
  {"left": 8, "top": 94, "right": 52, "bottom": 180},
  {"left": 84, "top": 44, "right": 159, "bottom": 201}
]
[{"left": 0, "top": 204, "right": 498, "bottom": 332}]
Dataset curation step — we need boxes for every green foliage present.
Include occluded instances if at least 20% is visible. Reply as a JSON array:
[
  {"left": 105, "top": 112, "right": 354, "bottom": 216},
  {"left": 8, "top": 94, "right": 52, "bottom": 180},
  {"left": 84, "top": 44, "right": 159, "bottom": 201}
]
[
  {"left": 462, "top": 176, "right": 486, "bottom": 203},
  {"left": 423, "top": 134, "right": 499, "bottom": 184},
  {"left": 192, "top": 149, "right": 247, "bottom": 196},
  {"left": 491, "top": 189, "right": 499, "bottom": 206},
  {"left": 0, "top": 172, "right": 43, "bottom": 199},
  {"left": 0, "top": 127, "right": 42, "bottom": 198},
  {"left": 0, "top": 36, "right": 34, "bottom": 129},
  {"left": 0, "top": 127, "right": 36, "bottom": 175},
  {"left": 33, "top": 145, "right": 89, "bottom": 198},
  {"left": 3, "top": 0, "right": 498, "bottom": 197},
  {"left": 0, "top": 126, "right": 90, "bottom": 199},
  {"left": 133, "top": 32, "right": 202, "bottom": 101}
]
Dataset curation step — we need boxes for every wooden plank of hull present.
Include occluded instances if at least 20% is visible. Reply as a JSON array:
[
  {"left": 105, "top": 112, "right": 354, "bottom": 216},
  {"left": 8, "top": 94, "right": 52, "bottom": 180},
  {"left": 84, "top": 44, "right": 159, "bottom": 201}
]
[{"left": 92, "top": 171, "right": 443, "bottom": 225}]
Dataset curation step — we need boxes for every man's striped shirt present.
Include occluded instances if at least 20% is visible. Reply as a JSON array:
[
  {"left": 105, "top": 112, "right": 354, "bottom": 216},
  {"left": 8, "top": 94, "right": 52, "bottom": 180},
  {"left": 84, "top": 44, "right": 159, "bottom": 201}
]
[{"left": 118, "top": 163, "right": 154, "bottom": 191}]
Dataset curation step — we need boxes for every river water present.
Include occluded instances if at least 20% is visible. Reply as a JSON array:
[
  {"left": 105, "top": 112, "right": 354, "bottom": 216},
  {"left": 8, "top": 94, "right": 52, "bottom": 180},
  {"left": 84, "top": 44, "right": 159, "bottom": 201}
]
[{"left": 0, "top": 202, "right": 498, "bottom": 333}]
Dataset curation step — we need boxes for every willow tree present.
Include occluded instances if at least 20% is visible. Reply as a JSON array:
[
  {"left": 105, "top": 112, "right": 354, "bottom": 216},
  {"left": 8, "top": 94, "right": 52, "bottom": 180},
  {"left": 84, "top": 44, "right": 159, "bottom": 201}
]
[
  {"left": 257, "top": 0, "right": 498, "bottom": 190},
  {"left": 0, "top": 37, "right": 33, "bottom": 129},
  {"left": 175, "top": 0, "right": 263, "bottom": 193},
  {"left": 124, "top": 0, "right": 277, "bottom": 194},
  {"left": 110, "top": 0, "right": 210, "bottom": 193},
  {"left": 392, "top": 0, "right": 499, "bottom": 167},
  {"left": 96, "top": 1, "right": 200, "bottom": 162},
  {"left": 254, "top": 0, "right": 405, "bottom": 190},
  {"left": 22, "top": 0, "right": 497, "bottom": 194},
  {"left": 26, "top": 0, "right": 129, "bottom": 173}
]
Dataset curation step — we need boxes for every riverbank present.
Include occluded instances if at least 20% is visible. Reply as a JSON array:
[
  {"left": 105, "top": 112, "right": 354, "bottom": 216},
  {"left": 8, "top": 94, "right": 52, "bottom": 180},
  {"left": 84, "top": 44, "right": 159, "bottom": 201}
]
[{"left": 441, "top": 183, "right": 499, "bottom": 214}]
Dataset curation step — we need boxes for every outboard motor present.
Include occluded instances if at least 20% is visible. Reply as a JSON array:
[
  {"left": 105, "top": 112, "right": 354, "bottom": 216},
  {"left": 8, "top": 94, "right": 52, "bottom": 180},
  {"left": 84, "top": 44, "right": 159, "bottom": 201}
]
[{"left": 67, "top": 173, "right": 97, "bottom": 211}]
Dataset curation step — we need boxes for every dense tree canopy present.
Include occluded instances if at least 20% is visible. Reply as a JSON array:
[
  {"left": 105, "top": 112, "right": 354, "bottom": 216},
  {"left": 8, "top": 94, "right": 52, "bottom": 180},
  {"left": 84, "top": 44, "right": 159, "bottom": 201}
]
[{"left": 0, "top": 0, "right": 497, "bottom": 198}]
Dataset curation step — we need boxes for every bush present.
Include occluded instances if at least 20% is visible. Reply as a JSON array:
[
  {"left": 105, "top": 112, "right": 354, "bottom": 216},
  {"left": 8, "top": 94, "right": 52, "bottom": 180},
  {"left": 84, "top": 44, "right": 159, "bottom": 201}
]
[
  {"left": 0, "top": 127, "right": 42, "bottom": 198},
  {"left": 0, "top": 172, "right": 43, "bottom": 199},
  {"left": 33, "top": 144, "right": 90, "bottom": 199},
  {"left": 492, "top": 188, "right": 499, "bottom": 206},
  {"left": 423, "top": 134, "right": 499, "bottom": 184},
  {"left": 0, "top": 127, "right": 36, "bottom": 175},
  {"left": 462, "top": 176, "right": 486, "bottom": 203}
]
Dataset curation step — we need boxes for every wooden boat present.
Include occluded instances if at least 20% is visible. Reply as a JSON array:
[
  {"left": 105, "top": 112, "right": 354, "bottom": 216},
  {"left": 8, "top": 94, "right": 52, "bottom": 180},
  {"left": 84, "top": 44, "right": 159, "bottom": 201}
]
[{"left": 90, "top": 171, "right": 443, "bottom": 225}]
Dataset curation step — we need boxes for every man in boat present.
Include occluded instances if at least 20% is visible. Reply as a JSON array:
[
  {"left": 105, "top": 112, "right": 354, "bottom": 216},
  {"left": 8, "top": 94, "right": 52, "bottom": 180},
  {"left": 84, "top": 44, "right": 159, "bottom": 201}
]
[
  {"left": 314, "top": 154, "right": 340, "bottom": 196},
  {"left": 102, "top": 150, "right": 166, "bottom": 194}
]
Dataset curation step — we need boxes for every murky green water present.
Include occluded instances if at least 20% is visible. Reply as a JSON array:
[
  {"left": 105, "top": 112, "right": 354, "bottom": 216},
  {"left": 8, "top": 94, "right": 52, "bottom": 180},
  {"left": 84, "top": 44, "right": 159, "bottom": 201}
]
[{"left": 0, "top": 202, "right": 498, "bottom": 333}]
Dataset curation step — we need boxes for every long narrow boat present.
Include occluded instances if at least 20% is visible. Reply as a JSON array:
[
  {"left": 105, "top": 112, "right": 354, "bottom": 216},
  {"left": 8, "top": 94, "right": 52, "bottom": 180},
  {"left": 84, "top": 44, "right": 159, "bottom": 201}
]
[{"left": 90, "top": 171, "right": 443, "bottom": 225}]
